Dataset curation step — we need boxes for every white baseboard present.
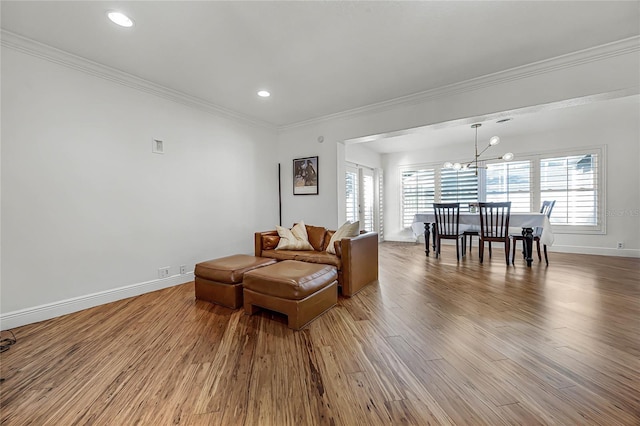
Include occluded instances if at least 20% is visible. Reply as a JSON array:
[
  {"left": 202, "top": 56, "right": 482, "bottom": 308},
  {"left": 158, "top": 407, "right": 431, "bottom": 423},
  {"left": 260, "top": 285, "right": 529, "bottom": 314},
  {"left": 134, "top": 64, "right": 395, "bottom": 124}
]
[
  {"left": 548, "top": 245, "right": 640, "bottom": 258},
  {"left": 0, "top": 273, "right": 195, "bottom": 330},
  {"left": 384, "top": 237, "right": 640, "bottom": 258}
]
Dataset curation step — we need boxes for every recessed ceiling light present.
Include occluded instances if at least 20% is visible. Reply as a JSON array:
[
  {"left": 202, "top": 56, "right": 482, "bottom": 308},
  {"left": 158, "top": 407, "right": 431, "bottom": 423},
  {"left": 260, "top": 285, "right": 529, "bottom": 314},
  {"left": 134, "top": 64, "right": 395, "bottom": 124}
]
[
  {"left": 496, "top": 118, "right": 512, "bottom": 124},
  {"left": 257, "top": 90, "right": 271, "bottom": 98},
  {"left": 108, "top": 11, "right": 134, "bottom": 28}
]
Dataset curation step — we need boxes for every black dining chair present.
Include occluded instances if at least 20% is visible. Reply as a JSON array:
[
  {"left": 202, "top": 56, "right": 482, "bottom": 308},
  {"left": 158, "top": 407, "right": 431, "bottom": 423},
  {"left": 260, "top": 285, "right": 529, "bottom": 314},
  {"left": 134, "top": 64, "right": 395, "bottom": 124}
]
[
  {"left": 511, "top": 200, "right": 555, "bottom": 266},
  {"left": 478, "top": 202, "right": 512, "bottom": 265},
  {"left": 463, "top": 229, "right": 479, "bottom": 255},
  {"left": 433, "top": 203, "right": 466, "bottom": 261}
]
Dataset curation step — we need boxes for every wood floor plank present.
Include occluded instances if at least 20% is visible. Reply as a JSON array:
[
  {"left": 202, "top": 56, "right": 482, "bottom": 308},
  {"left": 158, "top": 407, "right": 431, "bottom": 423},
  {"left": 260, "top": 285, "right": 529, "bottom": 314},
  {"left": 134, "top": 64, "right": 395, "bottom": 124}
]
[{"left": 1, "top": 242, "right": 639, "bottom": 425}]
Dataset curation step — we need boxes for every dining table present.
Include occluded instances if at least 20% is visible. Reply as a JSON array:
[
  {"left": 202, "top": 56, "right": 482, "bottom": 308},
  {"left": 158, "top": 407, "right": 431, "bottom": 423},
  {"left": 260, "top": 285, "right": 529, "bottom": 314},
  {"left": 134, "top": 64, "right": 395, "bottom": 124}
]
[{"left": 412, "top": 212, "right": 554, "bottom": 267}]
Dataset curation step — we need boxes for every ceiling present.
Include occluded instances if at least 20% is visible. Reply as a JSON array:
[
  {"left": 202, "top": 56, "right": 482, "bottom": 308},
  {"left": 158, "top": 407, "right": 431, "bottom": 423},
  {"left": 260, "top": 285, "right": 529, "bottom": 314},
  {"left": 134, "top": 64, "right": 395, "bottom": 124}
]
[
  {"left": 2, "top": 1, "right": 639, "bottom": 128},
  {"left": 355, "top": 94, "right": 640, "bottom": 154}
]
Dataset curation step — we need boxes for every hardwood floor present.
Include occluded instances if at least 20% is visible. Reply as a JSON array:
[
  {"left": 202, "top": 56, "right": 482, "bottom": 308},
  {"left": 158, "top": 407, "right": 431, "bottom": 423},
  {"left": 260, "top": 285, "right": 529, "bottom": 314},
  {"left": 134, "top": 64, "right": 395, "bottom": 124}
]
[{"left": 1, "top": 242, "right": 639, "bottom": 425}]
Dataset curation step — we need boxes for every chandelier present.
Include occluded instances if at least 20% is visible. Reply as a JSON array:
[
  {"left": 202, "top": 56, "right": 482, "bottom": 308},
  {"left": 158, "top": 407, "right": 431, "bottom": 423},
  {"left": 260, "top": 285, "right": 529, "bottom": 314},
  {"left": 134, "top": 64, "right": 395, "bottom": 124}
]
[{"left": 443, "top": 123, "right": 514, "bottom": 175}]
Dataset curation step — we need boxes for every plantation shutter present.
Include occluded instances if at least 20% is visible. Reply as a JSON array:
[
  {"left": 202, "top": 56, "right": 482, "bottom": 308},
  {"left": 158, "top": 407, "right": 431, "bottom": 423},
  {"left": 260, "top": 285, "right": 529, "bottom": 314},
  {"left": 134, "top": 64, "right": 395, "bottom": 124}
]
[
  {"left": 540, "top": 153, "right": 599, "bottom": 227},
  {"left": 485, "top": 161, "right": 531, "bottom": 212},
  {"left": 402, "top": 169, "right": 435, "bottom": 228},
  {"left": 440, "top": 168, "right": 478, "bottom": 210}
]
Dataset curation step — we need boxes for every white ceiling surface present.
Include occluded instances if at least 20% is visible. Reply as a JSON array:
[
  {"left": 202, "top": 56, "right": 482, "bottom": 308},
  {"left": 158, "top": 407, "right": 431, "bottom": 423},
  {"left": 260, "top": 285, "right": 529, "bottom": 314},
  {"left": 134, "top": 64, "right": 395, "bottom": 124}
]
[
  {"left": 358, "top": 94, "right": 640, "bottom": 154},
  {"left": 2, "top": 1, "right": 639, "bottom": 128}
]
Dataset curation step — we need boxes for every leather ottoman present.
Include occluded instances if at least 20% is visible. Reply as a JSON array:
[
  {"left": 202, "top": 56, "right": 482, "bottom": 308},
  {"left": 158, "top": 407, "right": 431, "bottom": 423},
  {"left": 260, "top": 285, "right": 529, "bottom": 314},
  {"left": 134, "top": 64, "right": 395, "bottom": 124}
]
[
  {"left": 194, "top": 255, "right": 276, "bottom": 308},
  {"left": 243, "top": 260, "right": 338, "bottom": 330}
]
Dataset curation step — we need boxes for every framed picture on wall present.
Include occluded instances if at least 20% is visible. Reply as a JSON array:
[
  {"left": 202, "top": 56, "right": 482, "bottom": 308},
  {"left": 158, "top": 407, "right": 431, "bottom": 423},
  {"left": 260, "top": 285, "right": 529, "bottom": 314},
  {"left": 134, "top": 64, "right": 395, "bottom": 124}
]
[{"left": 293, "top": 156, "right": 319, "bottom": 195}]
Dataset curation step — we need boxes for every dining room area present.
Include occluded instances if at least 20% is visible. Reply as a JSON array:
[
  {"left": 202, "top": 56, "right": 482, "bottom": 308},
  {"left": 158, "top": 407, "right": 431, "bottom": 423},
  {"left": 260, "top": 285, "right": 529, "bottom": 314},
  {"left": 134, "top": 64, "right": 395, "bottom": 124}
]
[
  {"left": 347, "top": 93, "right": 638, "bottom": 263},
  {"left": 412, "top": 200, "right": 555, "bottom": 267}
]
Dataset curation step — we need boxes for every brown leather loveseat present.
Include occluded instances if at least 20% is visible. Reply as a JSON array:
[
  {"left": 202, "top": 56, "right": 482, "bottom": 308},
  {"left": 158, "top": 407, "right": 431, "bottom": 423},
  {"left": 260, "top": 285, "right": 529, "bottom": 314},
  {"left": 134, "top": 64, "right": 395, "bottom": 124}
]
[{"left": 254, "top": 224, "right": 378, "bottom": 297}]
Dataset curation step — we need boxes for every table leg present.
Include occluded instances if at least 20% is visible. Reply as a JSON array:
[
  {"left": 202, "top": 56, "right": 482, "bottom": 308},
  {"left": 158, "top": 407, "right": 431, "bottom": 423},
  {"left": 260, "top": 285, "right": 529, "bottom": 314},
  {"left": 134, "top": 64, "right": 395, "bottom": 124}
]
[
  {"left": 423, "top": 223, "right": 430, "bottom": 256},
  {"left": 432, "top": 223, "right": 437, "bottom": 253},
  {"left": 522, "top": 227, "right": 534, "bottom": 267}
]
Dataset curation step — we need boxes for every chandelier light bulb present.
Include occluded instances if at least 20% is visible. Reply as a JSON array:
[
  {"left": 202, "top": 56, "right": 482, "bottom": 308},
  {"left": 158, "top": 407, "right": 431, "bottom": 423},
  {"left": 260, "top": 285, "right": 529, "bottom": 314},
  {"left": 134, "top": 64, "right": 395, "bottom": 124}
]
[
  {"left": 443, "top": 162, "right": 453, "bottom": 169},
  {"left": 489, "top": 136, "right": 500, "bottom": 146},
  {"left": 453, "top": 162, "right": 462, "bottom": 170},
  {"left": 502, "top": 152, "right": 514, "bottom": 161}
]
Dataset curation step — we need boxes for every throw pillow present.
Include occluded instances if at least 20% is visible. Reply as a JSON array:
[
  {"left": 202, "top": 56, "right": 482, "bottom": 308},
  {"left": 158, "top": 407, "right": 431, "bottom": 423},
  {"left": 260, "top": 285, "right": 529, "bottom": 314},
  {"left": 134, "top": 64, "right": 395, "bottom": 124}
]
[
  {"left": 305, "top": 224, "right": 327, "bottom": 251},
  {"left": 275, "top": 220, "right": 314, "bottom": 251},
  {"left": 326, "top": 221, "right": 360, "bottom": 254}
]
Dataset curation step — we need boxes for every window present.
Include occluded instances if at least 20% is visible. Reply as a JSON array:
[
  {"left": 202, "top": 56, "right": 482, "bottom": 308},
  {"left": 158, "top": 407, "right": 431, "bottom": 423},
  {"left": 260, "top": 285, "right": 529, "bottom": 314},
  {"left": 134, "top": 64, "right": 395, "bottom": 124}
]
[
  {"left": 440, "top": 168, "right": 478, "bottom": 210},
  {"left": 541, "top": 152, "right": 600, "bottom": 230},
  {"left": 362, "top": 172, "right": 374, "bottom": 232},
  {"left": 486, "top": 160, "right": 531, "bottom": 212},
  {"left": 401, "top": 169, "right": 435, "bottom": 228},
  {"left": 399, "top": 148, "right": 602, "bottom": 233},
  {"left": 345, "top": 165, "right": 383, "bottom": 235},
  {"left": 345, "top": 168, "right": 358, "bottom": 223},
  {"left": 378, "top": 169, "right": 384, "bottom": 241}
]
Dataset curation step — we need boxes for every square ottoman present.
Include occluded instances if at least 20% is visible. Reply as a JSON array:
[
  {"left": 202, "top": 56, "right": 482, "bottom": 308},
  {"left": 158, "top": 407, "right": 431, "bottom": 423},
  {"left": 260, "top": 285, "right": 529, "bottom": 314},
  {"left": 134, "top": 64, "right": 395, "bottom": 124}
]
[
  {"left": 194, "top": 255, "right": 276, "bottom": 309},
  {"left": 243, "top": 260, "right": 338, "bottom": 330}
]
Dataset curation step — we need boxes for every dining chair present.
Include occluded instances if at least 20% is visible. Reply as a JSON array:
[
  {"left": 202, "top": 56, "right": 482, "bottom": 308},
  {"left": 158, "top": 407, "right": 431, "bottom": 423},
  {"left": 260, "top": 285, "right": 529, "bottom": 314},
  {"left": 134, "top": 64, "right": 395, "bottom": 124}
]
[
  {"left": 462, "top": 203, "right": 479, "bottom": 255},
  {"left": 463, "top": 229, "right": 479, "bottom": 254},
  {"left": 433, "top": 203, "right": 466, "bottom": 261},
  {"left": 511, "top": 200, "right": 555, "bottom": 266},
  {"left": 478, "top": 202, "right": 512, "bottom": 265}
]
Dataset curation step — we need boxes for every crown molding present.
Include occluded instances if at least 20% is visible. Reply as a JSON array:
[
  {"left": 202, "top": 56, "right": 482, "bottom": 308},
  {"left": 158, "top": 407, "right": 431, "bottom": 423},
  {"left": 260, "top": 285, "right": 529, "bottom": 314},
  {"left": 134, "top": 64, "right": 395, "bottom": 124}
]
[
  {"left": 280, "top": 36, "right": 640, "bottom": 132},
  {"left": 1, "top": 30, "right": 276, "bottom": 131},
  {"left": 3, "top": 30, "right": 637, "bottom": 133}
]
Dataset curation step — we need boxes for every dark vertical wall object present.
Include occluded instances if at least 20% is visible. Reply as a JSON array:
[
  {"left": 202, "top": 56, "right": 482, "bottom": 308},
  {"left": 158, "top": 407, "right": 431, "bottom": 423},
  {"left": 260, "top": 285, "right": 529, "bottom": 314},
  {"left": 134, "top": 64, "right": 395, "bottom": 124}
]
[{"left": 278, "top": 163, "right": 282, "bottom": 226}]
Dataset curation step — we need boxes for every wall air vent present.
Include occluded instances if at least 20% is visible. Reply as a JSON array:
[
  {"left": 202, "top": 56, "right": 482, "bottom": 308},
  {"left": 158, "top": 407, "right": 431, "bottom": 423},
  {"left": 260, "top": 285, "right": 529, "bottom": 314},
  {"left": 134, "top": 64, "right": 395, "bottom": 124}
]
[{"left": 152, "top": 138, "right": 164, "bottom": 154}]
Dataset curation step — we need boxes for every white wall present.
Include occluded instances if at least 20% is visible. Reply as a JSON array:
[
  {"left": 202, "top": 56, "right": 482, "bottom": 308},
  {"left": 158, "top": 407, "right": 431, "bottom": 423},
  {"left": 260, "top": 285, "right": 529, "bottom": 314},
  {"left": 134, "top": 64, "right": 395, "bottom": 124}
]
[
  {"left": 277, "top": 38, "right": 639, "bottom": 256},
  {"left": 382, "top": 96, "right": 640, "bottom": 257},
  {"left": 1, "top": 47, "right": 279, "bottom": 327},
  {"left": 345, "top": 143, "right": 382, "bottom": 169}
]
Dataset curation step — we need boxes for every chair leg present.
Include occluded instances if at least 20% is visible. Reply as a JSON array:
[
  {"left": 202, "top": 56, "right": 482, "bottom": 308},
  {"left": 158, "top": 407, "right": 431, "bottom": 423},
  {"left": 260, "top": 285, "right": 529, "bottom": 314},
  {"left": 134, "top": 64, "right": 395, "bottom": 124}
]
[
  {"left": 544, "top": 244, "right": 549, "bottom": 266},
  {"left": 521, "top": 239, "right": 526, "bottom": 258},
  {"left": 489, "top": 242, "right": 492, "bottom": 258},
  {"left": 505, "top": 238, "right": 510, "bottom": 266},
  {"left": 435, "top": 237, "right": 440, "bottom": 259},
  {"left": 455, "top": 239, "right": 460, "bottom": 261},
  {"left": 536, "top": 240, "right": 542, "bottom": 262},
  {"left": 479, "top": 241, "right": 484, "bottom": 263},
  {"left": 511, "top": 239, "right": 516, "bottom": 265}
]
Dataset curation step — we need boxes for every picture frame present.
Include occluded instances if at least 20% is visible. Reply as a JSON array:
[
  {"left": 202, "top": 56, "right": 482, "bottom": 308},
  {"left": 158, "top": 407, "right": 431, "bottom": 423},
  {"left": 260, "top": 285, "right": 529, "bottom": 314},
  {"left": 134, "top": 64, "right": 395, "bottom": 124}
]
[{"left": 293, "top": 156, "right": 319, "bottom": 195}]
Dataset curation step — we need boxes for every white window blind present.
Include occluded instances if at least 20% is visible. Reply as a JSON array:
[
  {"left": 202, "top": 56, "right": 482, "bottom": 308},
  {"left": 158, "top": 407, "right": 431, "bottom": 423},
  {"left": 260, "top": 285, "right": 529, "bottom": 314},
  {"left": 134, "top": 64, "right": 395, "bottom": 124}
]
[
  {"left": 440, "top": 168, "right": 478, "bottom": 210},
  {"left": 378, "top": 170, "right": 384, "bottom": 241},
  {"left": 402, "top": 169, "right": 435, "bottom": 228},
  {"left": 541, "top": 153, "right": 599, "bottom": 227},
  {"left": 486, "top": 160, "right": 531, "bottom": 212},
  {"left": 363, "top": 173, "right": 374, "bottom": 232},
  {"left": 345, "top": 169, "right": 358, "bottom": 223}
]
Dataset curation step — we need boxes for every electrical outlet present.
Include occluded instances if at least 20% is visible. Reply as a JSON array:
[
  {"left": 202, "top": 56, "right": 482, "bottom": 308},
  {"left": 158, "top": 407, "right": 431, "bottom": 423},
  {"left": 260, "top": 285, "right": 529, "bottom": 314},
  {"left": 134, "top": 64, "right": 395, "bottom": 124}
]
[
  {"left": 158, "top": 267, "right": 170, "bottom": 278},
  {"left": 180, "top": 265, "right": 187, "bottom": 274},
  {"left": 617, "top": 242, "right": 624, "bottom": 249}
]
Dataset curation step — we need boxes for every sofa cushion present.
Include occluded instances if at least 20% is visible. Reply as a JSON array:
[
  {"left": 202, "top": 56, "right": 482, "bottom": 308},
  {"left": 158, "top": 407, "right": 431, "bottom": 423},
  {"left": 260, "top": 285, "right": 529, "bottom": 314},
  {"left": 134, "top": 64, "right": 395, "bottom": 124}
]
[
  {"left": 276, "top": 221, "right": 314, "bottom": 251},
  {"left": 261, "top": 249, "right": 298, "bottom": 261},
  {"left": 293, "top": 251, "right": 342, "bottom": 269},
  {"left": 305, "top": 225, "right": 327, "bottom": 251},
  {"left": 326, "top": 221, "right": 360, "bottom": 254}
]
